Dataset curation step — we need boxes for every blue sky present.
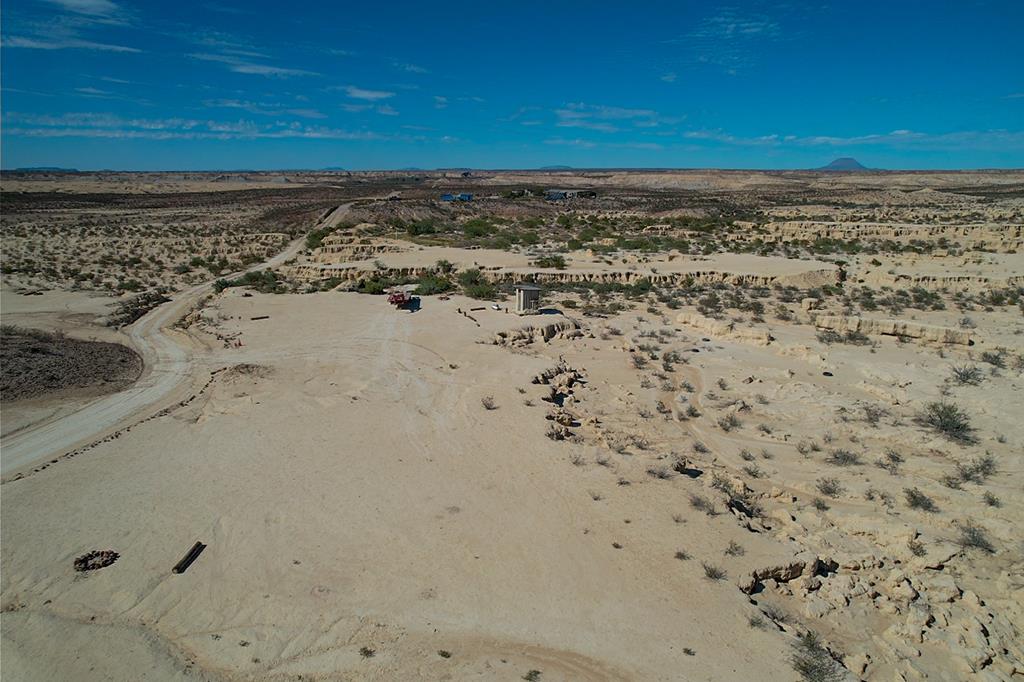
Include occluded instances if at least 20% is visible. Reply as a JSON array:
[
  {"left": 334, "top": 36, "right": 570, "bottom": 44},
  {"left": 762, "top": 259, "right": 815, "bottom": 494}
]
[{"left": 2, "top": 0, "right": 1022, "bottom": 170}]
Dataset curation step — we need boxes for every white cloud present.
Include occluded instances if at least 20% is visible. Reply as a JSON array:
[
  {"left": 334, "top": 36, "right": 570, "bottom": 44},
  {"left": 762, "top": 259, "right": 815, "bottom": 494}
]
[
  {"left": 433, "top": 95, "right": 448, "bottom": 109},
  {"left": 394, "top": 61, "right": 428, "bottom": 74},
  {"left": 189, "top": 52, "right": 318, "bottom": 77},
  {"left": 43, "top": 0, "right": 120, "bottom": 17},
  {"left": 681, "top": 127, "right": 1024, "bottom": 151},
  {"left": 345, "top": 85, "right": 395, "bottom": 101},
  {"left": 3, "top": 35, "right": 140, "bottom": 52},
  {"left": 2, "top": 111, "right": 390, "bottom": 141},
  {"left": 204, "top": 99, "right": 326, "bottom": 118},
  {"left": 660, "top": 72, "right": 677, "bottom": 83},
  {"left": 554, "top": 102, "right": 680, "bottom": 132}
]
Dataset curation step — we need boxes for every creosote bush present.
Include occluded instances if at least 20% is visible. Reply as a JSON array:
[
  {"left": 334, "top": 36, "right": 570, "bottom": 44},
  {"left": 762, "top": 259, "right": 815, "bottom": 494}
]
[
  {"left": 826, "top": 449, "right": 860, "bottom": 466},
  {"left": 956, "top": 521, "right": 994, "bottom": 553},
  {"left": 702, "top": 562, "right": 727, "bottom": 580},
  {"left": 790, "top": 631, "right": 844, "bottom": 682},
  {"left": 918, "top": 401, "right": 976, "bottom": 444},
  {"left": 904, "top": 487, "right": 938, "bottom": 512},
  {"left": 816, "top": 477, "right": 844, "bottom": 498},
  {"left": 951, "top": 365, "right": 983, "bottom": 386}
]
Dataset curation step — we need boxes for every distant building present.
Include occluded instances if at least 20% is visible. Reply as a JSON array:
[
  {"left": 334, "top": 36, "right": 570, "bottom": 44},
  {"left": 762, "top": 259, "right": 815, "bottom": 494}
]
[
  {"left": 440, "top": 193, "right": 473, "bottom": 202},
  {"left": 545, "top": 189, "right": 597, "bottom": 201},
  {"left": 514, "top": 283, "right": 542, "bottom": 315}
]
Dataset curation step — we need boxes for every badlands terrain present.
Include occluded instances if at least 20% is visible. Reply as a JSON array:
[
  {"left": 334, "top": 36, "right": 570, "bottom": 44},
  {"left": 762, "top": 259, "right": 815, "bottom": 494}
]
[{"left": 1, "top": 169, "right": 1023, "bottom": 681}]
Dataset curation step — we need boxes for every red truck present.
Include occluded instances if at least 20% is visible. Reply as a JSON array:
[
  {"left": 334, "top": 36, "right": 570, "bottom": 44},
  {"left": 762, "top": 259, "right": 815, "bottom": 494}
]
[{"left": 387, "top": 290, "right": 413, "bottom": 309}]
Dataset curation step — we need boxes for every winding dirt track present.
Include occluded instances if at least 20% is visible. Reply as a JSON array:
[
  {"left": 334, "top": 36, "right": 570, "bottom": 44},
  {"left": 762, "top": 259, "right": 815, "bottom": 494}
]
[{"left": 0, "top": 203, "right": 354, "bottom": 477}]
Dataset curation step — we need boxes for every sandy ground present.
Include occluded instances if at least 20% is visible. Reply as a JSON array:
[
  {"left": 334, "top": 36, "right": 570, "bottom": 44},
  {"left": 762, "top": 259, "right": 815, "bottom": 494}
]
[
  {"left": 2, "top": 172, "right": 1023, "bottom": 681},
  {"left": 3, "top": 281, "right": 1022, "bottom": 680},
  {"left": 0, "top": 292, "right": 798, "bottom": 681}
]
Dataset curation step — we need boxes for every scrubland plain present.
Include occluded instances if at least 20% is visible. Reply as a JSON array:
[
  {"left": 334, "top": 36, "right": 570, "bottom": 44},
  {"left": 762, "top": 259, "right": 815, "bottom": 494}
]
[{"left": 2, "top": 169, "right": 1022, "bottom": 681}]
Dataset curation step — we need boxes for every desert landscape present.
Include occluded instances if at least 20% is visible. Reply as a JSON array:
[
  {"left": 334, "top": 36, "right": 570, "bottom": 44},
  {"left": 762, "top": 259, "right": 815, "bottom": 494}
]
[{"left": 1, "top": 168, "right": 1022, "bottom": 681}]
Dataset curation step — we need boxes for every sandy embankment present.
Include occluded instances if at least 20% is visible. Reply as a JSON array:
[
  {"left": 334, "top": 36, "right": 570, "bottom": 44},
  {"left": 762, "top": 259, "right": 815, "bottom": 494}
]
[{"left": 0, "top": 292, "right": 800, "bottom": 681}]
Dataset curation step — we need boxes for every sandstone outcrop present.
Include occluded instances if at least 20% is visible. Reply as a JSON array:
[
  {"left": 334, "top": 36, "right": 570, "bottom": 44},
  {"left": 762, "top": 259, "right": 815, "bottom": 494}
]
[
  {"left": 676, "top": 312, "right": 774, "bottom": 346},
  {"left": 813, "top": 314, "right": 972, "bottom": 345}
]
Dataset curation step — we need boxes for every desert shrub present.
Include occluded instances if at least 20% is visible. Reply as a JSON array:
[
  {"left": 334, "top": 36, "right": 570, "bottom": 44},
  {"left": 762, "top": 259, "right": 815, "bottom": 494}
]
[
  {"left": 481, "top": 396, "right": 497, "bottom": 410},
  {"left": 983, "top": 491, "right": 1001, "bottom": 507},
  {"left": 646, "top": 465, "right": 674, "bottom": 480},
  {"left": 717, "top": 413, "right": 741, "bottom": 432},
  {"left": 214, "top": 269, "right": 285, "bottom": 294},
  {"left": 904, "top": 487, "right": 938, "bottom": 512},
  {"left": 689, "top": 494, "right": 717, "bottom": 516},
  {"left": 724, "top": 541, "right": 745, "bottom": 556},
  {"left": 951, "top": 365, "right": 984, "bottom": 385},
  {"left": 532, "top": 254, "right": 567, "bottom": 269},
  {"left": 812, "top": 498, "right": 829, "bottom": 511},
  {"left": 762, "top": 603, "right": 789, "bottom": 623},
  {"left": 305, "top": 225, "right": 335, "bottom": 250},
  {"left": 918, "top": 401, "right": 975, "bottom": 444},
  {"left": 674, "top": 549, "right": 691, "bottom": 560},
  {"left": 908, "top": 538, "right": 927, "bottom": 556},
  {"left": 790, "top": 631, "right": 844, "bottom": 682},
  {"left": 875, "top": 449, "right": 903, "bottom": 475},
  {"left": 692, "top": 441, "right": 709, "bottom": 454},
  {"left": 742, "top": 465, "right": 762, "bottom": 478},
  {"left": 955, "top": 453, "right": 996, "bottom": 483},
  {"left": 980, "top": 351, "right": 1005, "bottom": 368},
  {"left": 861, "top": 404, "right": 887, "bottom": 426},
  {"left": 826, "top": 449, "right": 860, "bottom": 466},
  {"left": 702, "top": 562, "right": 727, "bottom": 580},
  {"left": 956, "top": 521, "right": 994, "bottom": 553},
  {"left": 816, "top": 477, "right": 844, "bottom": 498},
  {"left": 416, "top": 274, "right": 452, "bottom": 295},
  {"left": 462, "top": 218, "right": 493, "bottom": 238}
]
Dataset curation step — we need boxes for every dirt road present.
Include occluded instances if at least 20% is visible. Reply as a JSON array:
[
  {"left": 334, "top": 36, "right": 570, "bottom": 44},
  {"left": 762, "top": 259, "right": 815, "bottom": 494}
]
[{"left": 0, "top": 203, "right": 353, "bottom": 477}]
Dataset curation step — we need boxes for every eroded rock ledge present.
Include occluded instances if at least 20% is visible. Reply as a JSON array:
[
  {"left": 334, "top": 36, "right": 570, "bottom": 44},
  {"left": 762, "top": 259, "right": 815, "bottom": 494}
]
[{"left": 813, "top": 314, "right": 973, "bottom": 345}]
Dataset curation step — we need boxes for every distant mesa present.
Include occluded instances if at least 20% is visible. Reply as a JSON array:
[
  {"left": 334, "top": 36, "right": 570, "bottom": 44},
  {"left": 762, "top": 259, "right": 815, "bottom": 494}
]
[
  {"left": 13, "top": 167, "right": 79, "bottom": 172},
  {"left": 814, "top": 157, "right": 870, "bottom": 172},
  {"left": 540, "top": 165, "right": 574, "bottom": 170},
  {"left": 321, "top": 166, "right": 347, "bottom": 171}
]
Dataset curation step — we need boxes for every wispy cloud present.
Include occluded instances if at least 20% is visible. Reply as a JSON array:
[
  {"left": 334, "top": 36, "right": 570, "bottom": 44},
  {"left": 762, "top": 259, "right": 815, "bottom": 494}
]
[
  {"left": 555, "top": 103, "right": 680, "bottom": 132},
  {"left": 188, "top": 52, "right": 318, "bottom": 77},
  {"left": 433, "top": 95, "right": 448, "bottom": 109},
  {"left": 2, "top": 35, "right": 140, "bottom": 52},
  {"left": 43, "top": 0, "right": 120, "bottom": 17},
  {"left": 3, "top": 112, "right": 389, "bottom": 140},
  {"left": 344, "top": 85, "right": 395, "bottom": 101},
  {"left": 394, "top": 61, "right": 428, "bottom": 74},
  {"left": 682, "top": 128, "right": 1024, "bottom": 151},
  {"left": 545, "top": 137, "right": 663, "bottom": 151},
  {"left": 666, "top": 8, "right": 782, "bottom": 72},
  {"left": 204, "top": 99, "right": 326, "bottom": 118},
  {"left": 341, "top": 102, "right": 398, "bottom": 116},
  {"left": 660, "top": 72, "right": 677, "bottom": 83}
]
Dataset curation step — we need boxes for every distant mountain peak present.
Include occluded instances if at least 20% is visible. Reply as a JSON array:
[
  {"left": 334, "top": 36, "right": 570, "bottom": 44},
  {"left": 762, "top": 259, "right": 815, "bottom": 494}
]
[{"left": 815, "top": 157, "right": 870, "bottom": 172}]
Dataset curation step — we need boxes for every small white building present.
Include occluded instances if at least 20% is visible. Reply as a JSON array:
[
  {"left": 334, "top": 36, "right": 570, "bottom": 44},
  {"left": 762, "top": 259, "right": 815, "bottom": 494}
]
[{"left": 513, "top": 283, "right": 542, "bottom": 314}]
